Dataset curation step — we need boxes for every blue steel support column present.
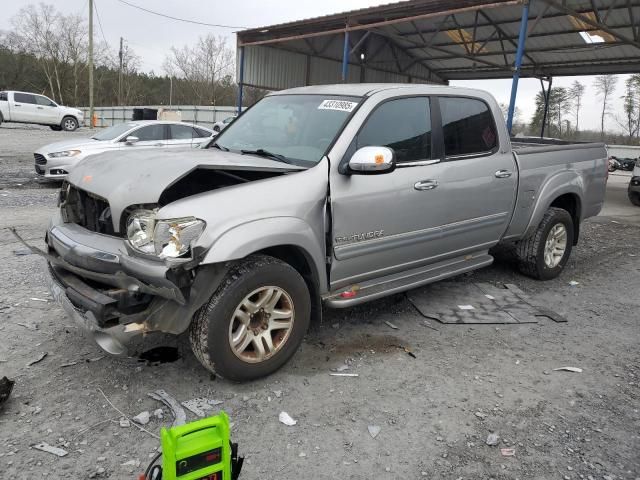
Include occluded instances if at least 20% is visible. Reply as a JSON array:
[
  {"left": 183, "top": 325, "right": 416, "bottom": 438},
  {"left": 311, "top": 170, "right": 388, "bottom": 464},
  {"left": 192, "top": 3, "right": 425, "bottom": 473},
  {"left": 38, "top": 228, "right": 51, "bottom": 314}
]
[
  {"left": 506, "top": 1, "right": 530, "bottom": 134},
  {"left": 237, "top": 46, "right": 245, "bottom": 115},
  {"left": 342, "top": 30, "right": 350, "bottom": 82}
]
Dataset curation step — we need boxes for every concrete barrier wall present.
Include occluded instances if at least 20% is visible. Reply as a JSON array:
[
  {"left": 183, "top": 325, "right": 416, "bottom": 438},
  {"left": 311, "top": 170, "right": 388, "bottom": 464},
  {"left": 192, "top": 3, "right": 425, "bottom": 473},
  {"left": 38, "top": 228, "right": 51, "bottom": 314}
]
[
  {"left": 607, "top": 145, "right": 640, "bottom": 159},
  {"left": 78, "top": 105, "right": 241, "bottom": 128}
]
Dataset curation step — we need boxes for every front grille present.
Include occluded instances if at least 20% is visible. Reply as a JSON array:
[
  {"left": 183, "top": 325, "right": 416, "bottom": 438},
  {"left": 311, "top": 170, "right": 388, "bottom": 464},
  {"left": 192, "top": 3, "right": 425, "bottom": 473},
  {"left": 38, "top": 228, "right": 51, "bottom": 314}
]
[
  {"left": 34, "top": 153, "right": 47, "bottom": 165},
  {"left": 61, "top": 186, "right": 116, "bottom": 235},
  {"left": 35, "top": 165, "right": 45, "bottom": 175}
]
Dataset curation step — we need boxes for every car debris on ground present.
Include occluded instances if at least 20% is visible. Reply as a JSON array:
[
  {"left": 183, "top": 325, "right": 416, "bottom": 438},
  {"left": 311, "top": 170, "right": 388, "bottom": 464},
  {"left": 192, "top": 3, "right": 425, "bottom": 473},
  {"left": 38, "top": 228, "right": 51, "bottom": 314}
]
[
  {"left": 486, "top": 433, "right": 500, "bottom": 446},
  {"left": 26, "top": 352, "right": 47, "bottom": 367},
  {"left": 0, "top": 376, "right": 15, "bottom": 406},
  {"left": 553, "top": 366, "right": 583, "bottom": 373},
  {"left": 368, "top": 425, "right": 381, "bottom": 439},
  {"left": 279, "top": 411, "right": 297, "bottom": 426},
  {"left": 32, "top": 442, "right": 68, "bottom": 457},
  {"left": 147, "top": 389, "right": 186, "bottom": 427},
  {"left": 181, "top": 398, "right": 224, "bottom": 417}
]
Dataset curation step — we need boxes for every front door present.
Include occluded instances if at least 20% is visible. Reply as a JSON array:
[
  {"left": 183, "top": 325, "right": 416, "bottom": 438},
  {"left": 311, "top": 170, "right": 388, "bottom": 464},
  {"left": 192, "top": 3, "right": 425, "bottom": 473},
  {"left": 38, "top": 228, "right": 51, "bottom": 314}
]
[{"left": 34, "top": 95, "right": 60, "bottom": 124}]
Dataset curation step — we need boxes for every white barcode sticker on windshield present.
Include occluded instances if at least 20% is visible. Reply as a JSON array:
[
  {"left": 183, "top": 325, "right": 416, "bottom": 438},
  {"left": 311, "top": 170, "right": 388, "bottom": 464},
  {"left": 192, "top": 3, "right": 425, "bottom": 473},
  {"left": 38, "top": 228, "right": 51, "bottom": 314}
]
[{"left": 318, "top": 99, "right": 358, "bottom": 112}]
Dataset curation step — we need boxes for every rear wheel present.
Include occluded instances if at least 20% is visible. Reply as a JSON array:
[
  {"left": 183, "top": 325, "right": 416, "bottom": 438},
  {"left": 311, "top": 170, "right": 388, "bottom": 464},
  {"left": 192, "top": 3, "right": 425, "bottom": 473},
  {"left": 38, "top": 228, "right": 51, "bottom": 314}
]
[
  {"left": 189, "top": 255, "right": 311, "bottom": 381},
  {"left": 515, "top": 207, "right": 574, "bottom": 280},
  {"left": 629, "top": 190, "right": 640, "bottom": 207},
  {"left": 61, "top": 116, "right": 78, "bottom": 131},
  {"left": 213, "top": 125, "right": 221, "bottom": 133}
]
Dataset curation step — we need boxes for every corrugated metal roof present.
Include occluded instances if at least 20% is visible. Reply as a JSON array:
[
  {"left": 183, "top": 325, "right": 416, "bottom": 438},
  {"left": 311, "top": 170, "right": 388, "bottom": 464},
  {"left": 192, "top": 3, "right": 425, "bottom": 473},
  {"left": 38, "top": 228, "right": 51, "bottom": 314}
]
[{"left": 237, "top": 0, "right": 640, "bottom": 89}]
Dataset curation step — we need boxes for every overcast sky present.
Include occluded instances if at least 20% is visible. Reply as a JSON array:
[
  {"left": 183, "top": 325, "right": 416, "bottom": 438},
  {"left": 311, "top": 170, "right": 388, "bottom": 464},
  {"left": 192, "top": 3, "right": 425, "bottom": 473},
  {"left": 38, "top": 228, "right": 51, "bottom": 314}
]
[{"left": 0, "top": 0, "right": 632, "bottom": 132}]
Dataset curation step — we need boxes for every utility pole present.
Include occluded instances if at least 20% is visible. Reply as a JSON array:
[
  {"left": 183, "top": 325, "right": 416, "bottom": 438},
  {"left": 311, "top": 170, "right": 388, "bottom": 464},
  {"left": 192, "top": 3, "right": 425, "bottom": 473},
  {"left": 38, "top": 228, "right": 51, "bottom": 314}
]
[
  {"left": 169, "top": 77, "right": 173, "bottom": 108},
  {"left": 118, "top": 37, "right": 123, "bottom": 106},
  {"left": 88, "top": 0, "right": 94, "bottom": 128}
]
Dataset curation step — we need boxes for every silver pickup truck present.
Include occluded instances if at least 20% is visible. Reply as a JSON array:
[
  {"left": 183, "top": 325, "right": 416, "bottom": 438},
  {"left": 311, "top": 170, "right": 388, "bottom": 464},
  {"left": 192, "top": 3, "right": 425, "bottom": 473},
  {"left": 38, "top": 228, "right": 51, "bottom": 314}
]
[{"left": 29, "top": 84, "right": 608, "bottom": 381}]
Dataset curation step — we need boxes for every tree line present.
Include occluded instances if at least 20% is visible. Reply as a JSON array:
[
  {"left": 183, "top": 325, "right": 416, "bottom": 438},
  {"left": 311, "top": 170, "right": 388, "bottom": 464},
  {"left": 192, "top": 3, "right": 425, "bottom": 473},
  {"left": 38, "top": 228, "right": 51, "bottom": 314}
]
[
  {"left": 0, "top": 3, "right": 265, "bottom": 108},
  {"left": 523, "top": 75, "right": 640, "bottom": 145}
]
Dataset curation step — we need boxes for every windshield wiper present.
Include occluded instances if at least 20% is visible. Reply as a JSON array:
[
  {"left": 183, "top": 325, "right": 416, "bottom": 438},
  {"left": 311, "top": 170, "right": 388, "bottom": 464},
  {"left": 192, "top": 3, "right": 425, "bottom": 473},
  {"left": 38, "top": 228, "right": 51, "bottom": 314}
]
[{"left": 241, "top": 148, "right": 292, "bottom": 164}]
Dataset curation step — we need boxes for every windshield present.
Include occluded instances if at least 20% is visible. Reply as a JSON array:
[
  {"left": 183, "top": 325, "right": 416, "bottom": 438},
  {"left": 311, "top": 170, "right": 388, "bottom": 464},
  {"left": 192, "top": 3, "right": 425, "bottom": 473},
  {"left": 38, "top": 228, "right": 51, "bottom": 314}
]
[
  {"left": 91, "top": 123, "right": 136, "bottom": 141},
  {"left": 211, "top": 94, "right": 361, "bottom": 165}
]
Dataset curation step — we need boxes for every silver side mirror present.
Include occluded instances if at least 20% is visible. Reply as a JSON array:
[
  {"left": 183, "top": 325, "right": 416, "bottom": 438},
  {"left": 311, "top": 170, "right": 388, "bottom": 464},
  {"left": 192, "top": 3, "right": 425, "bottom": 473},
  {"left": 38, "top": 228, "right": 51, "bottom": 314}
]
[
  {"left": 348, "top": 146, "right": 396, "bottom": 174},
  {"left": 125, "top": 136, "right": 139, "bottom": 145}
]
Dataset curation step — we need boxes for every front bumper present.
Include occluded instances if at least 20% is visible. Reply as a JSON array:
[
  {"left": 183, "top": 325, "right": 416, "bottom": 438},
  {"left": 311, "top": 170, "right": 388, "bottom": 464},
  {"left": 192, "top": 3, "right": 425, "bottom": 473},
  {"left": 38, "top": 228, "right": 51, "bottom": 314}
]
[
  {"left": 12, "top": 215, "right": 226, "bottom": 356},
  {"left": 33, "top": 152, "right": 85, "bottom": 179}
]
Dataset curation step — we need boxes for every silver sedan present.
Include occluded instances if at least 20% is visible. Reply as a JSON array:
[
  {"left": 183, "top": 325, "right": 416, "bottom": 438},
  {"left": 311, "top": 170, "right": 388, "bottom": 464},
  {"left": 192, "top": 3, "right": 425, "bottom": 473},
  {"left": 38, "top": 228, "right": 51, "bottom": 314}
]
[{"left": 34, "top": 120, "right": 214, "bottom": 180}]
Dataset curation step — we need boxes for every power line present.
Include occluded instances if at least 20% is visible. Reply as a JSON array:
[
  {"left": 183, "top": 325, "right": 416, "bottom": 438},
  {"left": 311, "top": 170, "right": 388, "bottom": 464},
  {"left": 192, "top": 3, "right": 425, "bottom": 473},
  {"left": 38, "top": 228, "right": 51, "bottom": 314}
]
[
  {"left": 115, "top": 0, "right": 248, "bottom": 29},
  {"left": 94, "top": 0, "right": 109, "bottom": 45}
]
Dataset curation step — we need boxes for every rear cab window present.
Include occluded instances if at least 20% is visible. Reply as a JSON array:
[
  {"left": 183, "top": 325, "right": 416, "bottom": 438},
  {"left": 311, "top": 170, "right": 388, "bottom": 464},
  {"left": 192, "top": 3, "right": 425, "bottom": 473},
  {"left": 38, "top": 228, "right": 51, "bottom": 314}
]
[
  {"left": 0, "top": 92, "right": 7, "bottom": 101},
  {"left": 439, "top": 96, "right": 497, "bottom": 159}
]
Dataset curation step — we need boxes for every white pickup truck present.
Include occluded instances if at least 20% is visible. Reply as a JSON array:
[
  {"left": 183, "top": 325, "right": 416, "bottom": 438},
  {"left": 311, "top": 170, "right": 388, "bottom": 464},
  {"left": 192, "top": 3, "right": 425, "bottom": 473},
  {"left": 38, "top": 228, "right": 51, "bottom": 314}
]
[{"left": 0, "top": 90, "right": 84, "bottom": 131}]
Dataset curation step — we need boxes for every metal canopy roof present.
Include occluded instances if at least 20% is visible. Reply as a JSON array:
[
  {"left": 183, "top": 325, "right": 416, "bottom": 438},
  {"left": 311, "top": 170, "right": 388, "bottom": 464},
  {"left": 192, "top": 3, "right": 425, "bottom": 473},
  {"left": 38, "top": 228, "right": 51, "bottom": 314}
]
[{"left": 236, "top": 0, "right": 640, "bottom": 89}]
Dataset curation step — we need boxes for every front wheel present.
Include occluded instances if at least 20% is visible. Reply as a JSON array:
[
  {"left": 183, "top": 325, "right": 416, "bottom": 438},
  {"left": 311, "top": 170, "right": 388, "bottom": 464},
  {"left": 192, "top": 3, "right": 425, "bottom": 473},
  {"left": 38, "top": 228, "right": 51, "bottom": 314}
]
[
  {"left": 629, "top": 190, "right": 640, "bottom": 207},
  {"left": 189, "top": 255, "right": 311, "bottom": 381},
  {"left": 61, "top": 116, "right": 78, "bottom": 131},
  {"left": 515, "top": 207, "right": 574, "bottom": 280}
]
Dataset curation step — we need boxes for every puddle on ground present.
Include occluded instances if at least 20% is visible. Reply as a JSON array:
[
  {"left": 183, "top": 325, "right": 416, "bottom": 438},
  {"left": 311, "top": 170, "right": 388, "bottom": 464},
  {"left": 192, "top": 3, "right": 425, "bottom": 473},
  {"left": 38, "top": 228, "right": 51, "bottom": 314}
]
[{"left": 139, "top": 346, "right": 181, "bottom": 364}]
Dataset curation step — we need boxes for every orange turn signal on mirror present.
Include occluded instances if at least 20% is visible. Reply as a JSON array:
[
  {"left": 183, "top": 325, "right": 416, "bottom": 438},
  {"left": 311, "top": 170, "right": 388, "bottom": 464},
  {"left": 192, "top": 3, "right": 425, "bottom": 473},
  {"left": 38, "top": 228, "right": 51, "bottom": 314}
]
[{"left": 374, "top": 154, "right": 384, "bottom": 164}]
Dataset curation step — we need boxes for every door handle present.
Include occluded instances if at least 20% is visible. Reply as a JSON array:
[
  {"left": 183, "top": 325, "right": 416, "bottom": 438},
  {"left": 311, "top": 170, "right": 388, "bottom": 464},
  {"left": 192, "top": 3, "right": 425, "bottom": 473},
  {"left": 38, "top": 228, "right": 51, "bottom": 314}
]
[
  {"left": 14, "top": 104, "right": 21, "bottom": 107},
  {"left": 37, "top": 106, "right": 44, "bottom": 109},
  {"left": 495, "top": 169, "right": 512, "bottom": 178},
  {"left": 153, "top": 143, "right": 164, "bottom": 147},
  {"left": 414, "top": 179, "right": 438, "bottom": 191}
]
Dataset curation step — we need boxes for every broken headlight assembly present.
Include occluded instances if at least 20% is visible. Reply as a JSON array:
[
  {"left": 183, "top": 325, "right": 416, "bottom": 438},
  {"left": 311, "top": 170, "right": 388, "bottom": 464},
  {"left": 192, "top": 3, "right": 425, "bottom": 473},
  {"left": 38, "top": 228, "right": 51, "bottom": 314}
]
[{"left": 126, "top": 210, "right": 205, "bottom": 258}]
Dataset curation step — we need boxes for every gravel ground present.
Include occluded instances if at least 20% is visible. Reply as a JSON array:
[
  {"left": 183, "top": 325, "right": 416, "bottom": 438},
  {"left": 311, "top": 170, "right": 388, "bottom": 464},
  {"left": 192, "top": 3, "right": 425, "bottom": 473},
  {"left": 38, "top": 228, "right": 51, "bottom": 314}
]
[{"left": 0, "top": 125, "right": 638, "bottom": 480}]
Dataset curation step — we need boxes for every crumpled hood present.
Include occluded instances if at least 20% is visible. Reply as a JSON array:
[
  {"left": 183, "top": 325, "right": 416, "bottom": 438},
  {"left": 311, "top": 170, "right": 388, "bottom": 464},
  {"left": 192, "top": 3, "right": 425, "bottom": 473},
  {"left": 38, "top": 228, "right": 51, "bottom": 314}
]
[
  {"left": 67, "top": 148, "right": 304, "bottom": 229},
  {"left": 36, "top": 138, "right": 102, "bottom": 154}
]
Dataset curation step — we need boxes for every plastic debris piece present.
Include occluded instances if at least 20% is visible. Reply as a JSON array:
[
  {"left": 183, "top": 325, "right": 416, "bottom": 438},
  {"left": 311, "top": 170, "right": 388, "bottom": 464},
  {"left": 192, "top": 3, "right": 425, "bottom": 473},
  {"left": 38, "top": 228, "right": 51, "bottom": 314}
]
[
  {"left": 568, "top": 280, "right": 579, "bottom": 286},
  {"left": 384, "top": 321, "right": 398, "bottom": 329},
  {"left": 27, "top": 352, "right": 48, "bottom": 367},
  {"left": 29, "top": 298, "right": 48, "bottom": 302},
  {"left": 368, "top": 425, "right": 381, "bottom": 439},
  {"left": 32, "top": 442, "right": 68, "bottom": 457},
  {"left": 335, "top": 365, "right": 350, "bottom": 372},
  {"left": 329, "top": 373, "right": 359, "bottom": 377},
  {"left": 458, "top": 305, "right": 475, "bottom": 310},
  {"left": 279, "top": 411, "right": 297, "bottom": 426},
  {"left": 485, "top": 294, "right": 495, "bottom": 300},
  {"left": 119, "top": 418, "right": 130, "bottom": 427},
  {"left": 152, "top": 408, "right": 164, "bottom": 419},
  {"left": 500, "top": 448, "right": 516, "bottom": 456},
  {"left": 148, "top": 390, "right": 186, "bottom": 427},
  {"left": 181, "top": 398, "right": 224, "bottom": 417},
  {"left": 273, "top": 390, "right": 282, "bottom": 398},
  {"left": 402, "top": 346, "right": 417, "bottom": 359},
  {"left": 13, "top": 248, "right": 33, "bottom": 256},
  {"left": 132, "top": 411, "right": 150, "bottom": 425},
  {"left": 0, "top": 376, "right": 15, "bottom": 406},
  {"left": 60, "top": 361, "right": 78, "bottom": 368},
  {"left": 553, "top": 367, "right": 583, "bottom": 373},
  {"left": 486, "top": 433, "right": 500, "bottom": 446}
]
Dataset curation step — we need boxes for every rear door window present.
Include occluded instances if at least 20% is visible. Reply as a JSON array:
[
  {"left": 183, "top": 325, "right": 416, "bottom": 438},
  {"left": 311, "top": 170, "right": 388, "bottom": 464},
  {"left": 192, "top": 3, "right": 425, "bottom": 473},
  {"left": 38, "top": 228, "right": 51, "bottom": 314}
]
[
  {"left": 131, "top": 124, "right": 166, "bottom": 142},
  {"left": 440, "top": 97, "right": 497, "bottom": 158},
  {"left": 0, "top": 92, "right": 7, "bottom": 101},
  {"left": 169, "top": 124, "right": 197, "bottom": 140},
  {"left": 194, "top": 127, "right": 212, "bottom": 137},
  {"left": 356, "top": 97, "right": 431, "bottom": 163},
  {"left": 14, "top": 93, "right": 36, "bottom": 104}
]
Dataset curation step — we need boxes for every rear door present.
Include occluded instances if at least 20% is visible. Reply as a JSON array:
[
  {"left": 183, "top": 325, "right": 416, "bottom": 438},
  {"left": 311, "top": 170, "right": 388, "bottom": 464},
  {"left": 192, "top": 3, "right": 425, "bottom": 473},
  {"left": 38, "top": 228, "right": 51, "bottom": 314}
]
[
  {"left": 431, "top": 96, "right": 517, "bottom": 253},
  {"left": 11, "top": 93, "right": 38, "bottom": 123}
]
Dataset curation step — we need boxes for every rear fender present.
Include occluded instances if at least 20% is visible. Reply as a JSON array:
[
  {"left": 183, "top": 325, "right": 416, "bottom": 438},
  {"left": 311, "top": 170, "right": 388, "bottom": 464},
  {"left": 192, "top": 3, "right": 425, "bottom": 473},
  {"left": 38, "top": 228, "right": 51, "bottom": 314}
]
[{"left": 523, "top": 171, "right": 584, "bottom": 239}]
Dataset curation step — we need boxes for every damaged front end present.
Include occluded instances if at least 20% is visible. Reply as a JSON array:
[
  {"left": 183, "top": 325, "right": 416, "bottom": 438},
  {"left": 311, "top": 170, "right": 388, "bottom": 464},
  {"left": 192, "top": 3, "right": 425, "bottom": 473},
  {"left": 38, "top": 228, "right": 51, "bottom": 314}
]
[{"left": 11, "top": 218, "right": 226, "bottom": 356}]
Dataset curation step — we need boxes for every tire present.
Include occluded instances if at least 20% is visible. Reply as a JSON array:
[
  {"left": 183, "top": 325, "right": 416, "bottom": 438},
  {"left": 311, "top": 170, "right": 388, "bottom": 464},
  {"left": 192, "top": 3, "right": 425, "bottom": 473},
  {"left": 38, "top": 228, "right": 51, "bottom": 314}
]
[
  {"left": 213, "top": 125, "right": 221, "bottom": 133},
  {"left": 50, "top": 125, "right": 62, "bottom": 131},
  {"left": 189, "top": 254, "right": 311, "bottom": 381},
  {"left": 629, "top": 191, "right": 640, "bottom": 207},
  {"left": 61, "top": 116, "right": 78, "bottom": 131},
  {"left": 515, "top": 207, "right": 574, "bottom": 280}
]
